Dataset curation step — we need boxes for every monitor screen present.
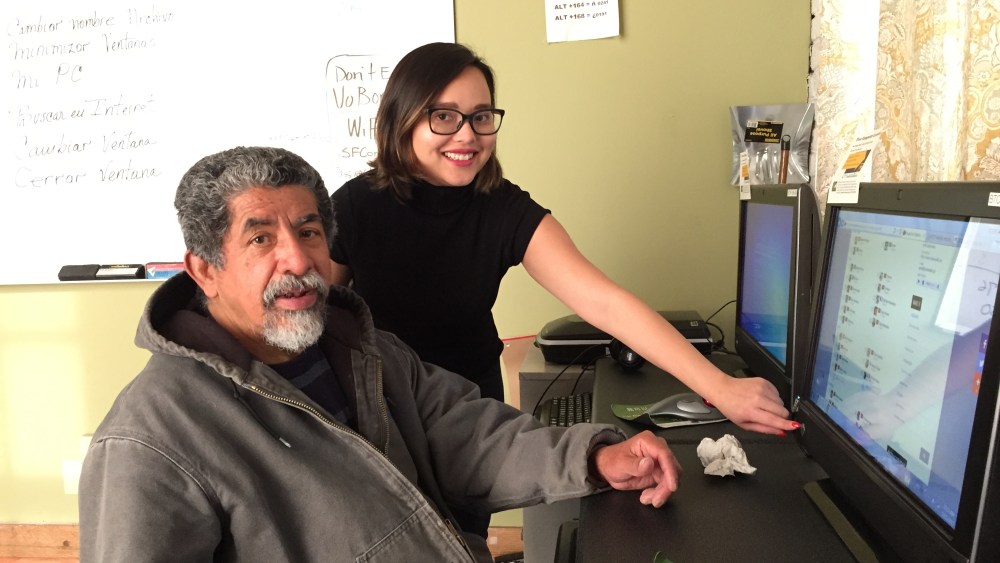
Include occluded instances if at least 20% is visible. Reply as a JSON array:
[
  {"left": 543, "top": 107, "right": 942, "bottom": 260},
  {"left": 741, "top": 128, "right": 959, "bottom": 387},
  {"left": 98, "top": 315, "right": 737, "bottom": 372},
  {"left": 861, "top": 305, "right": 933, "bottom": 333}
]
[
  {"left": 740, "top": 199, "right": 793, "bottom": 364},
  {"left": 797, "top": 182, "right": 1000, "bottom": 562},
  {"left": 735, "top": 184, "right": 819, "bottom": 406}
]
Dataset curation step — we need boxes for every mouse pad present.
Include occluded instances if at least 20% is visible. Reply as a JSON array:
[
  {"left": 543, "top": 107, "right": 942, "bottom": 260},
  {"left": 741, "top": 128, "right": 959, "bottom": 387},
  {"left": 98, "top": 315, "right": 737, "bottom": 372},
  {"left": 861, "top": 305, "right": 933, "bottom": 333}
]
[{"left": 611, "top": 400, "right": 728, "bottom": 429}]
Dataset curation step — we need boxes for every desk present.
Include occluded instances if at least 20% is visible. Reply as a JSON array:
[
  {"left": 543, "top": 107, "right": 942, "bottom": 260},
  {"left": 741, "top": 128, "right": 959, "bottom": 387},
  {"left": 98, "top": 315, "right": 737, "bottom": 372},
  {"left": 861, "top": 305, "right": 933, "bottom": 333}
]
[{"left": 577, "top": 357, "right": 853, "bottom": 562}]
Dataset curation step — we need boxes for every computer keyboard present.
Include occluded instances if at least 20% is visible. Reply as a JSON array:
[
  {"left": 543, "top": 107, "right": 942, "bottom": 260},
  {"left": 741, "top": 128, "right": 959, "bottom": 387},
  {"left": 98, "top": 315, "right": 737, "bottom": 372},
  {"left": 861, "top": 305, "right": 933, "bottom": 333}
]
[{"left": 536, "top": 392, "right": 592, "bottom": 427}]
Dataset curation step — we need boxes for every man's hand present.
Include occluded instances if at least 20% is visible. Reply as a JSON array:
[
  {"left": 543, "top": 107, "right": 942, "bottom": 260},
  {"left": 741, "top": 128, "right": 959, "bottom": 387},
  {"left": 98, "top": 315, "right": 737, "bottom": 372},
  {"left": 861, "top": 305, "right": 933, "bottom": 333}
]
[{"left": 591, "top": 430, "right": 681, "bottom": 508}]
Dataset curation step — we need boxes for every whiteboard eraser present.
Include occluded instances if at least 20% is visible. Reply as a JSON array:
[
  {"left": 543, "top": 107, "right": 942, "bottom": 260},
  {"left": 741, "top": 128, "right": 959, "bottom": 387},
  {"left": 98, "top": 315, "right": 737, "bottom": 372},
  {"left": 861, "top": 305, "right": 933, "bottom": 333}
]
[{"left": 58, "top": 264, "right": 100, "bottom": 281}]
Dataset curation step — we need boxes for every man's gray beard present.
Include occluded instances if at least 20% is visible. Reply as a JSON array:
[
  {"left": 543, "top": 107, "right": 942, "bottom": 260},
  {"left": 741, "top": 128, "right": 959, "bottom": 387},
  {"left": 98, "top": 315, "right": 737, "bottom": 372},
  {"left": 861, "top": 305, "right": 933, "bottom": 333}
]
[{"left": 262, "top": 272, "right": 329, "bottom": 354}]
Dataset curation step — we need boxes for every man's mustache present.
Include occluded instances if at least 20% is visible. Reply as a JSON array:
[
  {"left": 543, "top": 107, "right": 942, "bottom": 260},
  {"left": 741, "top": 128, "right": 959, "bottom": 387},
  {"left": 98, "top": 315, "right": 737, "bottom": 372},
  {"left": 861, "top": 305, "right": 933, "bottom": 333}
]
[{"left": 263, "top": 272, "right": 328, "bottom": 307}]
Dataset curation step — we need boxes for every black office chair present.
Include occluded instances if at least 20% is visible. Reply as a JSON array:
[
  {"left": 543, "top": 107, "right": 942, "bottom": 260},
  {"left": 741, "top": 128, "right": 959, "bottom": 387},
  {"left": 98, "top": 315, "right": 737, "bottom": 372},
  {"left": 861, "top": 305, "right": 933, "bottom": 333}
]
[{"left": 553, "top": 519, "right": 578, "bottom": 563}]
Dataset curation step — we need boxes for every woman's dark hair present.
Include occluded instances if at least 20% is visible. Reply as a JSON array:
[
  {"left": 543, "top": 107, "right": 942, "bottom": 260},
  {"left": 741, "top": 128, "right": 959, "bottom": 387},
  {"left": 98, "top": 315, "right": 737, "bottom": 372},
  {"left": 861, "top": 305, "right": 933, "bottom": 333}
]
[{"left": 368, "top": 42, "right": 504, "bottom": 199}]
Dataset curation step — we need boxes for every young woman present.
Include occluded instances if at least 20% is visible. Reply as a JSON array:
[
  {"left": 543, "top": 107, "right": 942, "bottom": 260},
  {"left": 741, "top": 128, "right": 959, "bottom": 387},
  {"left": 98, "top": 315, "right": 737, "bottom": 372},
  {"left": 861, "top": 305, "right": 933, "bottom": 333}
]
[{"left": 330, "top": 40, "right": 798, "bottom": 426}]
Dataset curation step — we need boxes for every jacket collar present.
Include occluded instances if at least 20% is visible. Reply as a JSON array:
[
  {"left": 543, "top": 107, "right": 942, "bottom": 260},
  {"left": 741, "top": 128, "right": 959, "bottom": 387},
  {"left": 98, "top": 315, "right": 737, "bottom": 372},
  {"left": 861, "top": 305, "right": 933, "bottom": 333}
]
[{"left": 137, "top": 273, "right": 379, "bottom": 373}]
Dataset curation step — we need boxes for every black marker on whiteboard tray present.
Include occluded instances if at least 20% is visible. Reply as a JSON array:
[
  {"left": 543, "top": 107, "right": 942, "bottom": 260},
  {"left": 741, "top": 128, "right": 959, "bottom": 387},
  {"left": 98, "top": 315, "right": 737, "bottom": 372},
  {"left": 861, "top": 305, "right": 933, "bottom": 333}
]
[{"left": 57, "top": 264, "right": 145, "bottom": 281}]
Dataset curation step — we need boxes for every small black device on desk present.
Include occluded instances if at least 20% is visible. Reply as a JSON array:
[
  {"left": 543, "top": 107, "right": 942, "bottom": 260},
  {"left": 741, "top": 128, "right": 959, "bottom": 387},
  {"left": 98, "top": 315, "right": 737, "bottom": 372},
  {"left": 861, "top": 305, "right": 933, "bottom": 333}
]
[{"left": 534, "top": 310, "right": 712, "bottom": 364}]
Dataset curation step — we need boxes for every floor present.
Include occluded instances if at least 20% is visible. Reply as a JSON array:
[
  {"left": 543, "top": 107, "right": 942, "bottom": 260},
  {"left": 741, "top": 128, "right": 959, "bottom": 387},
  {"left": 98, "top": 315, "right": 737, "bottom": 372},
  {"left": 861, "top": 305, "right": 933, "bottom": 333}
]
[
  {"left": 0, "top": 524, "right": 523, "bottom": 562},
  {"left": 0, "top": 524, "right": 78, "bottom": 562}
]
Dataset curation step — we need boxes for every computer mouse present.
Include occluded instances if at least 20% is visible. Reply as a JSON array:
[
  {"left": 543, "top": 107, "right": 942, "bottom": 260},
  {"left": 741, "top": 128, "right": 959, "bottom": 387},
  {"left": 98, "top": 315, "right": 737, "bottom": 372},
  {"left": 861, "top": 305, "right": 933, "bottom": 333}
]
[
  {"left": 646, "top": 392, "right": 727, "bottom": 422},
  {"left": 611, "top": 391, "right": 728, "bottom": 429}
]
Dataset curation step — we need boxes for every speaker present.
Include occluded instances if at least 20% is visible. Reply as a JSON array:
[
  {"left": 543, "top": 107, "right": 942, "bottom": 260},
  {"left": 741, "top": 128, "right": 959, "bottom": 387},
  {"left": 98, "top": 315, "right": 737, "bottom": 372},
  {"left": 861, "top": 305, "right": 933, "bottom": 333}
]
[{"left": 609, "top": 339, "right": 645, "bottom": 370}]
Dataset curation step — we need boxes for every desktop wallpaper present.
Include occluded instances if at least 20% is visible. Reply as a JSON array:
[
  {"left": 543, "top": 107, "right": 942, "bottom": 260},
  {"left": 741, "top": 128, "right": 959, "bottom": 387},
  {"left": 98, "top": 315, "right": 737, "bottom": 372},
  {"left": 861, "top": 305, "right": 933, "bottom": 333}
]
[{"left": 739, "top": 202, "right": 794, "bottom": 365}]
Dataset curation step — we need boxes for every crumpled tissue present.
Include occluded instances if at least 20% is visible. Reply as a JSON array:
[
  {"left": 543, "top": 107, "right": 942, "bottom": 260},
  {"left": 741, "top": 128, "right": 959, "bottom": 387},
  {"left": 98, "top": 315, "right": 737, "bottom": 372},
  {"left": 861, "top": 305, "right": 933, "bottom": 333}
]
[{"left": 697, "top": 434, "right": 756, "bottom": 476}]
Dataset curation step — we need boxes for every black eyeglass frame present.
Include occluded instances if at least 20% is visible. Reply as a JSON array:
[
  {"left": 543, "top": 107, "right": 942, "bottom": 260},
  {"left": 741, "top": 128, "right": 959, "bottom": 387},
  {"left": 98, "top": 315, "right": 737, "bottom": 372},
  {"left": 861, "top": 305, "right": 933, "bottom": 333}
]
[{"left": 422, "top": 107, "right": 506, "bottom": 135}]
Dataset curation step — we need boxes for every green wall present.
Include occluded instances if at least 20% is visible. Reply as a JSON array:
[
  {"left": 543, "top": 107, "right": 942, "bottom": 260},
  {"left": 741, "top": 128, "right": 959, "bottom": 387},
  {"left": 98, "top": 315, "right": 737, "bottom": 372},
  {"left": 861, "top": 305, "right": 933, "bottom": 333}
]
[
  {"left": 0, "top": 0, "right": 810, "bottom": 523},
  {"left": 469, "top": 2, "right": 811, "bottom": 338}
]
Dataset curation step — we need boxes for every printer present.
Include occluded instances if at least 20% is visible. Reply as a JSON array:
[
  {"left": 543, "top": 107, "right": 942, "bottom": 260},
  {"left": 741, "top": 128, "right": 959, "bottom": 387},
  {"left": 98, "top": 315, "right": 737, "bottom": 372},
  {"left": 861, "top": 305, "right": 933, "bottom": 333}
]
[{"left": 534, "top": 310, "right": 713, "bottom": 364}]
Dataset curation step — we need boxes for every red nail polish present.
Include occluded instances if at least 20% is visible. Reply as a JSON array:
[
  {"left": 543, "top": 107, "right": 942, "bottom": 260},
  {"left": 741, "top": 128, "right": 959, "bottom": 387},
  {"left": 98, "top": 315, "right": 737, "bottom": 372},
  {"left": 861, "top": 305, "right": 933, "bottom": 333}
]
[
  {"left": 778, "top": 431, "right": 787, "bottom": 437},
  {"left": 790, "top": 422, "right": 801, "bottom": 429}
]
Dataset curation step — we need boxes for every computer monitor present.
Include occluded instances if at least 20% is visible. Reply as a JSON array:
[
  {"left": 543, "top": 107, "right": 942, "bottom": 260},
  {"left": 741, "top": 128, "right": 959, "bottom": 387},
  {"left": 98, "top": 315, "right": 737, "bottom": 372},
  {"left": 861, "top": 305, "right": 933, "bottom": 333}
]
[
  {"left": 734, "top": 184, "right": 820, "bottom": 407},
  {"left": 796, "top": 182, "right": 1000, "bottom": 562}
]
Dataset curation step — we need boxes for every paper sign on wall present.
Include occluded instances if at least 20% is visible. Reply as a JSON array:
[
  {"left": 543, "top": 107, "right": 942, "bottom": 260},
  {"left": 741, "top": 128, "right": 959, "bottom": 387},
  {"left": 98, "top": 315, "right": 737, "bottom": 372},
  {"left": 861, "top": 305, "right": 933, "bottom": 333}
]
[
  {"left": 545, "top": 0, "right": 620, "bottom": 43},
  {"left": 739, "top": 151, "right": 751, "bottom": 200},
  {"left": 827, "top": 131, "right": 882, "bottom": 204}
]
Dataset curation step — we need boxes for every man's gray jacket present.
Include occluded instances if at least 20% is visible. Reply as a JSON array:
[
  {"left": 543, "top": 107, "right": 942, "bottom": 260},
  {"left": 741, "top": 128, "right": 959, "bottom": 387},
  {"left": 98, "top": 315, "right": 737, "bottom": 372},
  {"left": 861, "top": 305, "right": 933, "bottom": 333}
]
[{"left": 79, "top": 274, "right": 624, "bottom": 562}]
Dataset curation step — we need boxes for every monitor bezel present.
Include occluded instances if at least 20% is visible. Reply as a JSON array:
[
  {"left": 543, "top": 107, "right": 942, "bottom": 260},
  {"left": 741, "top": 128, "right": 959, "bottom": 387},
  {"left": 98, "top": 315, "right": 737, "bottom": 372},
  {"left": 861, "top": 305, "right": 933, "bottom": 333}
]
[
  {"left": 734, "top": 183, "right": 819, "bottom": 407},
  {"left": 795, "top": 181, "right": 1000, "bottom": 563}
]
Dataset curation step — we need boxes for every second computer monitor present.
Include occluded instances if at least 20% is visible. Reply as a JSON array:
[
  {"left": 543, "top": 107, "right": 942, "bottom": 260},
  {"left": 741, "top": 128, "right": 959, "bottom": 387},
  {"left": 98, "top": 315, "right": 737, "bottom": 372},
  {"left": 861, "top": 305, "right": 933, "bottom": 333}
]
[
  {"left": 795, "top": 181, "right": 1000, "bottom": 562},
  {"left": 735, "top": 184, "right": 820, "bottom": 406}
]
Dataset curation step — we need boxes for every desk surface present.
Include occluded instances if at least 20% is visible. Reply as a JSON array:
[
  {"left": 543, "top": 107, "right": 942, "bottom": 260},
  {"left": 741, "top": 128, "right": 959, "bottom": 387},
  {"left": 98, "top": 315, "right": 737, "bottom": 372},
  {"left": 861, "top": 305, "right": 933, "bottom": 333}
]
[{"left": 578, "top": 357, "right": 853, "bottom": 562}]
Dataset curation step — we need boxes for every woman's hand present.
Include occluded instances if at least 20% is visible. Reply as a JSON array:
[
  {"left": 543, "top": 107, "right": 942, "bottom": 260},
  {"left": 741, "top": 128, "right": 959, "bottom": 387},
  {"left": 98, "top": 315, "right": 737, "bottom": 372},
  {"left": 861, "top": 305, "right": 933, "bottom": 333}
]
[{"left": 707, "top": 376, "right": 798, "bottom": 436}]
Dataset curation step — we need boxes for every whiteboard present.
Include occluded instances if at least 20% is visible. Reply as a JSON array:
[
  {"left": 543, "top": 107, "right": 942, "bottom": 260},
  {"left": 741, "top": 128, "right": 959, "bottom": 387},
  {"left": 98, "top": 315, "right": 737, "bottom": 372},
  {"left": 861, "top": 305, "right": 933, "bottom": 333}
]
[{"left": 2, "top": 0, "right": 454, "bottom": 285}]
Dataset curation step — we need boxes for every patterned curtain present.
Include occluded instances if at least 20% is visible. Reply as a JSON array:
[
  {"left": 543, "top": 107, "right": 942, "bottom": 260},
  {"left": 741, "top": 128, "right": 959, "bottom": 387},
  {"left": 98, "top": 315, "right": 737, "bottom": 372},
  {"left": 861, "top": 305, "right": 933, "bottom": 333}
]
[{"left": 809, "top": 0, "right": 1000, "bottom": 209}]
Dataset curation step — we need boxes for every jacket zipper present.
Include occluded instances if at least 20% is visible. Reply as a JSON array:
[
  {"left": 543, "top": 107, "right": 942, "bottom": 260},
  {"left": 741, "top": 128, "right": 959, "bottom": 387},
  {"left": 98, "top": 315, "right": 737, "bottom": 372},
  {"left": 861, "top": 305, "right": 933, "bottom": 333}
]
[
  {"left": 444, "top": 518, "right": 475, "bottom": 560},
  {"left": 245, "top": 383, "right": 388, "bottom": 456},
  {"left": 373, "top": 359, "right": 471, "bottom": 560},
  {"left": 252, "top": 360, "right": 470, "bottom": 559},
  {"left": 375, "top": 359, "right": 390, "bottom": 450}
]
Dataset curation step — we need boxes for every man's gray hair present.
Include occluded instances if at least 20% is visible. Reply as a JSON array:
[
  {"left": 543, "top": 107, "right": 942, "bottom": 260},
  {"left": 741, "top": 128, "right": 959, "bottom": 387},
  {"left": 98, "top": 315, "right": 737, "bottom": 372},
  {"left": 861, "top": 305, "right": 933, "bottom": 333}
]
[{"left": 175, "top": 146, "right": 335, "bottom": 267}]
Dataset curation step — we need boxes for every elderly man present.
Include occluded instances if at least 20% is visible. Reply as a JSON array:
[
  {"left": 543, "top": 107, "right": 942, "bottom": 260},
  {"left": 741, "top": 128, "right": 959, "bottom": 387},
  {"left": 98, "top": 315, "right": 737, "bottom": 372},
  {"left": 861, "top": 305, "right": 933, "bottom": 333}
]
[{"left": 79, "top": 146, "right": 680, "bottom": 562}]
